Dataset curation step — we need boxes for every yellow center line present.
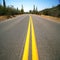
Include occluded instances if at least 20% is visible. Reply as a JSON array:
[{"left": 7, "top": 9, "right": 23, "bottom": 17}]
[
  {"left": 30, "top": 16, "right": 39, "bottom": 60},
  {"left": 22, "top": 16, "right": 39, "bottom": 60},
  {"left": 22, "top": 18, "right": 30, "bottom": 60}
]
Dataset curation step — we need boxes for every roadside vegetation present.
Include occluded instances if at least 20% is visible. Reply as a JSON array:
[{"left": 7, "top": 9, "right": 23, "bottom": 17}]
[
  {"left": 39, "top": 4, "right": 60, "bottom": 17},
  {"left": 29, "top": 4, "right": 60, "bottom": 18},
  {"left": 0, "top": 5, "right": 20, "bottom": 16},
  {"left": 0, "top": 0, "right": 60, "bottom": 21},
  {"left": 0, "top": 0, "right": 24, "bottom": 19},
  {"left": 0, "top": 5, "right": 24, "bottom": 20}
]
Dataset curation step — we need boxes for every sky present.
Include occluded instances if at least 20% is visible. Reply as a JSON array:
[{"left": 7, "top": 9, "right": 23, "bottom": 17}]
[{"left": 0, "top": 0, "right": 60, "bottom": 12}]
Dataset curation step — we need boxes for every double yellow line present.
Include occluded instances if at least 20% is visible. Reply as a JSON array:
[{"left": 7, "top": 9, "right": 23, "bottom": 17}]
[{"left": 22, "top": 16, "right": 39, "bottom": 60}]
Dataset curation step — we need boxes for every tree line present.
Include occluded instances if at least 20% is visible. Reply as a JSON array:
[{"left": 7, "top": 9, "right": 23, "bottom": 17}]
[
  {"left": 29, "top": 5, "right": 38, "bottom": 14},
  {"left": 29, "top": 4, "right": 60, "bottom": 17},
  {"left": 0, "top": 0, "right": 60, "bottom": 17},
  {"left": 39, "top": 4, "right": 60, "bottom": 17},
  {"left": 0, "top": 0, "right": 24, "bottom": 16}
]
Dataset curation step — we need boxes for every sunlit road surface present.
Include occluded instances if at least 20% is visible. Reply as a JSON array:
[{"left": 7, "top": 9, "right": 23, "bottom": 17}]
[{"left": 0, "top": 14, "right": 60, "bottom": 60}]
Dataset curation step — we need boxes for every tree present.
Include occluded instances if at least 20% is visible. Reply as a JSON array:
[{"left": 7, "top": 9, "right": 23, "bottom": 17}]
[
  {"left": 33, "top": 5, "right": 35, "bottom": 13},
  {"left": 20, "top": 5, "right": 24, "bottom": 14},
  {"left": 29, "top": 10, "right": 32, "bottom": 13},
  {"left": 36, "top": 7, "right": 37, "bottom": 11},
  {"left": 33, "top": 5, "right": 35, "bottom": 11},
  {"left": 17, "top": 7, "right": 18, "bottom": 11},
  {"left": 36, "top": 7, "right": 38, "bottom": 14},
  {"left": 3, "top": 0, "right": 6, "bottom": 8}
]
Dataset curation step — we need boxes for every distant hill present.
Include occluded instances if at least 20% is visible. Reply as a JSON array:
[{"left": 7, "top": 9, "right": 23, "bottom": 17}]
[{"left": 39, "top": 4, "right": 60, "bottom": 17}]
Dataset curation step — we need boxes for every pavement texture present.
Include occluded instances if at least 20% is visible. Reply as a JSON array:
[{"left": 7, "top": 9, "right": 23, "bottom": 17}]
[{"left": 0, "top": 14, "right": 60, "bottom": 60}]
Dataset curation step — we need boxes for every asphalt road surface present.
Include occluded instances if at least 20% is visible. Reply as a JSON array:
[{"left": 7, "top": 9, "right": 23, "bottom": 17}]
[{"left": 0, "top": 14, "right": 60, "bottom": 60}]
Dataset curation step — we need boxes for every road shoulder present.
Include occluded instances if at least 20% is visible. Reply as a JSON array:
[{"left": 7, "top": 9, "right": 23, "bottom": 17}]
[{"left": 40, "top": 15, "right": 60, "bottom": 23}]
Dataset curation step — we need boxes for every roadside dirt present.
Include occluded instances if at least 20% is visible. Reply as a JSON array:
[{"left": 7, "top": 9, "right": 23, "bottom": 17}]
[
  {"left": 40, "top": 15, "right": 60, "bottom": 22},
  {"left": 0, "top": 15, "right": 20, "bottom": 22},
  {"left": 0, "top": 16, "right": 8, "bottom": 21},
  {"left": 0, "top": 14, "right": 60, "bottom": 23}
]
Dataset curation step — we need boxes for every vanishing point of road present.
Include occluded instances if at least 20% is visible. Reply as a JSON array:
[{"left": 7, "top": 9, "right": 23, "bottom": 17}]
[{"left": 0, "top": 14, "right": 60, "bottom": 60}]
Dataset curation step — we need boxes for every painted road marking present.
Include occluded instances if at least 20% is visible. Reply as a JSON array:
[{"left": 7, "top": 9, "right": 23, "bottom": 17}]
[
  {"left": 22, "top": 18, "right": 30, "bottom": 60},
  {"left": 22, "top": 16, "right": 39, "bottom": 60},
  {"left": 30, "top": 16, "right": 39, "bottom": 60}
]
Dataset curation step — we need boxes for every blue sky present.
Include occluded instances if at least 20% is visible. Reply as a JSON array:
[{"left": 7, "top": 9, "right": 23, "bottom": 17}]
[{"left": 0, "top": 0, "right": 59, "bottom": 12}]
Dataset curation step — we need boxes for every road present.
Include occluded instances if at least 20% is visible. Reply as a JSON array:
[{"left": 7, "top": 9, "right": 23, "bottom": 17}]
[{"left": 0, "top": 14, "right": 60, "bottom": 60}]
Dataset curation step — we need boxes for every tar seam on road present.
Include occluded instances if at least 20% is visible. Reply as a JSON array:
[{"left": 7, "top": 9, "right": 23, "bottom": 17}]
[{"left": 22, "top": 16, "right": 39, "bottom": 60}]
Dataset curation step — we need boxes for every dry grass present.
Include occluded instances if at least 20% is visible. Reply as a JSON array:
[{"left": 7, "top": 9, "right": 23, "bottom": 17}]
[
  {"left": 0, "top": 15, "right": 17, "bottom": 22},
  {"left": 0, "top": 16, "right": 8, "bottom": 21},
  {"left": 40, "top": 15, "right": 60, "bottom": 22}
]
